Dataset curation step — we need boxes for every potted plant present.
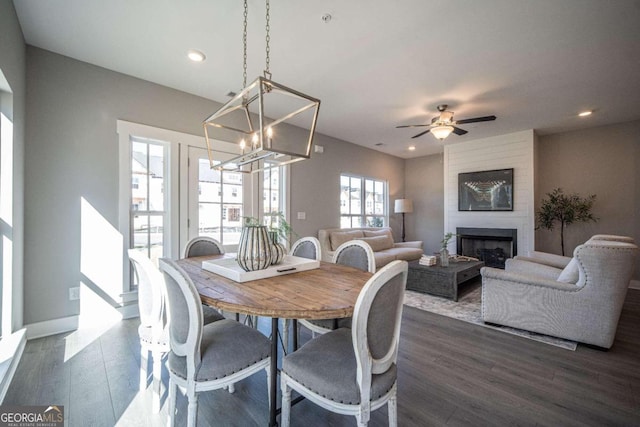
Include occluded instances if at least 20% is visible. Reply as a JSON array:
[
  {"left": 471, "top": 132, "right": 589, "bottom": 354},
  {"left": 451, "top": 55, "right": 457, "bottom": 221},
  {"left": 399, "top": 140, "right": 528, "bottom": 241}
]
[
  {"left": 536, "top": 188, "right": 598, "bottom": 256},
  {"left": 440, "top": 232, "right": 455, "bottom": 267}
]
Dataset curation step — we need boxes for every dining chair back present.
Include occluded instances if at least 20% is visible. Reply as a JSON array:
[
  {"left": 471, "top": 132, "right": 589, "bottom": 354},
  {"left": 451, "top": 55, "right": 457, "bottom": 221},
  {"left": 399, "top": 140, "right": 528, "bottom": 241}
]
[
  {"left": 290, "top": 236, "right": 322, "bottom": 261},
  {"left": 281, "top": 260, "right": 408, "bottom": 427},
  {"left": 183, "top": 236, "right": 225, "bottom": 258},
  {"left": 128, "top": 249, "right": 169, "bottom": 413},
  {"left": 299, "top": 239, "right": 376, "bottom": 338},
  {"left": 158, "top": 258, "right": 272, "bottom": 427},
  {"left": 283, "top": 237, "right": 322, "bottom": 351},
  {"left": 334, "top": 240, "right": 376, "bottom": 274}
]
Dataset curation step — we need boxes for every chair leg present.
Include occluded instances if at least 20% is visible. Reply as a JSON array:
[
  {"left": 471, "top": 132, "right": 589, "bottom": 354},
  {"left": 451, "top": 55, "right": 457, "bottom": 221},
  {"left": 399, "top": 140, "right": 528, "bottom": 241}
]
[
  {"left": 356, "top": 404, "right": 370, "bottom": 427},
  {"left": 139, "top": 346, "right": 148, "bottom": 392},
  {"left": 282, "top": 319, "right": 289, "bottom": 354},
  {"left": 152, "top": 349, "right": 163, "bottom": 413},
  {"left": 388, "top": 392, "right": 398, "bottom": 427},
  {"left": 265, "top": 367, "right": 272, "bottom": 409},
  {"left": 167, "top": 379, "right": 177, "bottom": 427},
  {"left": 187, "top": 391, "right": 198, "bottom": 427},
  {"left": 280, "top": 377, "right": 291, "bottom": 427},
  {"left": 228, "top": 383, "right": 235, "bottom": 394}
]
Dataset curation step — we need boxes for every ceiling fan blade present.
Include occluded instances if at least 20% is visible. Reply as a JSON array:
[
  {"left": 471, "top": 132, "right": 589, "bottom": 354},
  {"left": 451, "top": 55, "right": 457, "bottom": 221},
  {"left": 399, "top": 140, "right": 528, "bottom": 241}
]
[
  {"left": 396, "top": 124, "right": 430, "bottom": 128},
  {"left": 411, "top": 129, "right": 431, "bottom": 139},
  {"left": 452, "top": 126, "right": 468, "bottom": 135},
  {"left": 455, "top": 115, "right": 496, "bottom": 125}
]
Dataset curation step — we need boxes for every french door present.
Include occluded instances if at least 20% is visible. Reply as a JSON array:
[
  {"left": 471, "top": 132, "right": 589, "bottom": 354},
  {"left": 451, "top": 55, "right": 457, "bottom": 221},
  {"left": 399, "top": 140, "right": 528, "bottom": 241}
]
[{"left": 186, "top": 147, "right": 255, "bottom": 253}]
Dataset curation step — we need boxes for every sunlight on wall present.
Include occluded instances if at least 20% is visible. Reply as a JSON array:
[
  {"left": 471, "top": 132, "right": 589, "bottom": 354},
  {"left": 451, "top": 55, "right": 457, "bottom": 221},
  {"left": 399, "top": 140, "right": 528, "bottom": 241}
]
[
  {"left": 0, "top": 112, "right": 12, "bottom": 228},
  {"left": 64, "top": 198, "right": 125, "bottom": 362},
  {"left": 80, "top": 197, "right": 124, "bottom": 301},
  {"left": 1, "top": 110, "right": 14, "bottom": 338}
]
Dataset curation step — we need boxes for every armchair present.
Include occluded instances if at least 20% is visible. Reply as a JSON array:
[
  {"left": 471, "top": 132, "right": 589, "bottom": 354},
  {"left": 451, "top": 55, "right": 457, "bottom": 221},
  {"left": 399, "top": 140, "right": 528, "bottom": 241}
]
[
  {"left": 512, "top": 234, "right": 635, "bottom": 269},
  {"left": 482, "top": 240, "right": 638, "bottom": 348}
]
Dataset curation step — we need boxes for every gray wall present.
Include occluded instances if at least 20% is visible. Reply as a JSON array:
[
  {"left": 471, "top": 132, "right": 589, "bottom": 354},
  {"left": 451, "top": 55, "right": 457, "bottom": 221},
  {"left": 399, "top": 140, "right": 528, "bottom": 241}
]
[
  {"left": 537, "top": 121, "right": 640, "bottom": 279},
  {"left": 404, "top": 154, "right": 444, "bottom": 255},
  {"left": 24, "top": 47, "right": 406, "bottom": 325},
  {"left": 0, "top": 0, "right": 26, "bottom": 332},
  {"left": 290, "top": 137, "right": 405, "bottom": 242},
  {"left": 24, "top": 47, "right": 225, "bottom": 324}
]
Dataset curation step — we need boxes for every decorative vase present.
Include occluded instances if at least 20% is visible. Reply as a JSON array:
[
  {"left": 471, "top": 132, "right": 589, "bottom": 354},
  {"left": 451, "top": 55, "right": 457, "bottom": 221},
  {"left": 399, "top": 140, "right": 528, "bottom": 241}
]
[
  {"left": 440, "top": 248, "right": 449, "bottom": 267},
  {"left": 268, "top": 230, "right": 286, "bottom": 265},
  {"left": 237, "top": 225, "right": 273, "bottom": 272}
]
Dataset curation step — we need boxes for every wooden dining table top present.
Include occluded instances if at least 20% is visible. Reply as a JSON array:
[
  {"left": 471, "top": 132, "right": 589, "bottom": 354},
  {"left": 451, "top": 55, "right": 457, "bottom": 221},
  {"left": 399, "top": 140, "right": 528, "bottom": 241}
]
[{"left": 176, "top": 255, "right": 373, "bottom": 320}]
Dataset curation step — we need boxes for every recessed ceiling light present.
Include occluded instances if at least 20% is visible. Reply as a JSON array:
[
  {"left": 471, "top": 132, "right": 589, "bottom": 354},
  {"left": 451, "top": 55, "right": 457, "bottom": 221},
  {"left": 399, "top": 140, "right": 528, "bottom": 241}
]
[
  {"left": 408, "top": 145, "right": 416, "bottom": 151},
  {"left": 578, "top": 110, "right": 592, "bottom": 117},
  {"left": 187, "top": 49, "right": 206, "bottom": 62}
]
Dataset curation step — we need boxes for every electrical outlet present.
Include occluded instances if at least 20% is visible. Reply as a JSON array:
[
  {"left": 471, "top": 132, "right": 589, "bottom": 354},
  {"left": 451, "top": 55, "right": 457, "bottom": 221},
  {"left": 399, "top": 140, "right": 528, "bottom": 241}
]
[{"left": 69, "top": 287, "right": 80, "bottom": 301}]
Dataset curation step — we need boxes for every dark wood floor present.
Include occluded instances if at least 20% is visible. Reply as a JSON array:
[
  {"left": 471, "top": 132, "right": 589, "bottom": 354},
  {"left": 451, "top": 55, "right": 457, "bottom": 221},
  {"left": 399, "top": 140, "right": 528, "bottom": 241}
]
[{"left": 5, "top": 289, "right": 640, "bottom": 426}]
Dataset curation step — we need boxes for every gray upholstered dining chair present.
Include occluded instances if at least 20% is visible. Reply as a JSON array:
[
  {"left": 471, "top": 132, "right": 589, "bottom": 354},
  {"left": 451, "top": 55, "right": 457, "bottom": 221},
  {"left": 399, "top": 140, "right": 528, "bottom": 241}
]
[
  {"left": 298, "top": 239, "right": 376, "bottom": 337},
  {"left": 183, "top": 236, "right": 235, "bottom": 319},
  {"left": 128, "top": 249, "right": 225, "bottom": 413},
  {"left": 183, "top": 236, "right": 225, "bottom": 258},
  {"left": 290, "top": 236, "right": 322, "bottom": 261},
  {"left": 281, "top": 260, "right": 408, "bottom": 427},
  {"left": 158, "top": 258, "right": 272, "bottom": 427},
  {"left": 281, "top": 237, "right": 322, "bottom": 351}
]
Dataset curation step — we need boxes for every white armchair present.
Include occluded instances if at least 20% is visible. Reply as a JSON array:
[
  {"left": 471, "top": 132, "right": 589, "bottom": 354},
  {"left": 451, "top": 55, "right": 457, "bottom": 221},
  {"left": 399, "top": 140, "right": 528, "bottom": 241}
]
[{"left": 482, "top": 240, "right": 638, "bottom": 349}]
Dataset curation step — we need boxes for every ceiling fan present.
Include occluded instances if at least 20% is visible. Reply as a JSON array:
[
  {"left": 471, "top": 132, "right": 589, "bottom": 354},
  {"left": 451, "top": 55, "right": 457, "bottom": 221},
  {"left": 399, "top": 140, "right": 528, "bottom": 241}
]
[{"left": 396, "top": 104, "right": 496, "bottom": 140}]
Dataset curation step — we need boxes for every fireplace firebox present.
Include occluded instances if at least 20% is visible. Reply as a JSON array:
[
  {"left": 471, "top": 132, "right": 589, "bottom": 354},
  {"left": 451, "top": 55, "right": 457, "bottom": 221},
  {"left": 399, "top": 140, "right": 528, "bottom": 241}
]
[{"left": 456, "top": 227, "right": 517, "bottom": 269}]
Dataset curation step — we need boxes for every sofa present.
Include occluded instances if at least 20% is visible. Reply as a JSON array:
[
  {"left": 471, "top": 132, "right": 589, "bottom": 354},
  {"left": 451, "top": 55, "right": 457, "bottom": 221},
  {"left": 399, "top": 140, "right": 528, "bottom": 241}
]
[
  {"left": 481, "top": 238, "right": 639, "bottom": 348},
  {"left": 318, "top": 227, "right": 423, "bottom": 268}
]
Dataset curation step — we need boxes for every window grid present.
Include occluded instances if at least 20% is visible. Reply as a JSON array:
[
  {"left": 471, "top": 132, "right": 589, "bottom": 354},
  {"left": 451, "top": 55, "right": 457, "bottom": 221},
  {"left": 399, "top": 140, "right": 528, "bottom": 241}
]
[{"left": 340, "top": 174, "right": 387, "bottom": 228}]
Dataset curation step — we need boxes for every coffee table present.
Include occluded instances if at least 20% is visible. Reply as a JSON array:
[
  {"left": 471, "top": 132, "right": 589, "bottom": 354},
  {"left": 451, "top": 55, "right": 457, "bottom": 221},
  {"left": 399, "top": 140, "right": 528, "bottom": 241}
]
[{"left": 406, "top": 259, "right": 484, "bottom": 301}]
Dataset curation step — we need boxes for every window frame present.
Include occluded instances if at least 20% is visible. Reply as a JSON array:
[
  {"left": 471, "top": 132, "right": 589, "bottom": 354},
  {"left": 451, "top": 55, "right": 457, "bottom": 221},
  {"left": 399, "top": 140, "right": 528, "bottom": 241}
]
[{"left": 339, "top": 173, "right": 388, "bottom": 228}]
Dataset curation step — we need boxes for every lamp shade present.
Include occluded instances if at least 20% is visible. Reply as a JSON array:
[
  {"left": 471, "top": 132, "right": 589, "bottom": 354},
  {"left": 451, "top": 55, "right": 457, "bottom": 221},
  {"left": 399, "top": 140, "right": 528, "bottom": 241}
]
[
  {"left": 431, "top": 125, "right": 454, "bottom": 140},
  {"left": 394, "top": 199, "right": 413, "bottom": 214}
]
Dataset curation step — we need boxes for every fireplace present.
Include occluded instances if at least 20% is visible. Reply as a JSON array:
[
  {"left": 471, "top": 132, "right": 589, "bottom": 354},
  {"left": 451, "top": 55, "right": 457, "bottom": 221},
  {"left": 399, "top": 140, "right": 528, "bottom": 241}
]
[{"left": 456, "top": 227, "right": 517, "bottom": 269}]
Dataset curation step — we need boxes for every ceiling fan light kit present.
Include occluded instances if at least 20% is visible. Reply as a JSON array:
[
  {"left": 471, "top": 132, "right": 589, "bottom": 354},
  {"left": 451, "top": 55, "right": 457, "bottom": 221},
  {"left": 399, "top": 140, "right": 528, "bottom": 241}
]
[
  {"left": 203, "top": 0, "right": 320, "bottom": 173},
  {"left": 431, "top": 125, "right": 454, "bottom": 140},
  {"left": 396, "top": 104, "right": 496, "bottom": 142}
]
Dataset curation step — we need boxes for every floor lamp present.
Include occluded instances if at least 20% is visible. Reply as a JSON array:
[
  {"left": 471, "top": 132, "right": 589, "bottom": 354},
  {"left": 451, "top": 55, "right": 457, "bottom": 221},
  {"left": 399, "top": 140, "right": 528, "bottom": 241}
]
[{"left": 394, "top": 199, "right": 413, "bottom": 242}]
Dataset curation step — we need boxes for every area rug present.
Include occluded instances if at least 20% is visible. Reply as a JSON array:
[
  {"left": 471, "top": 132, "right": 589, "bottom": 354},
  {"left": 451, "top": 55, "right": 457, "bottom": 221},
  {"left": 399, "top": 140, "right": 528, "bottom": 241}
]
[{"left": 403, "top": 284, "right": 578, "bottom": 351}]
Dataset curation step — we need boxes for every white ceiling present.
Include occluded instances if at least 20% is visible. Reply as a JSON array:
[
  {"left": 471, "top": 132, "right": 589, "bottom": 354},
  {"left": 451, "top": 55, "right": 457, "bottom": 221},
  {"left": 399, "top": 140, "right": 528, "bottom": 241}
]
[{"left": 13, "top": 0, "right": 640, "bottom": 158}]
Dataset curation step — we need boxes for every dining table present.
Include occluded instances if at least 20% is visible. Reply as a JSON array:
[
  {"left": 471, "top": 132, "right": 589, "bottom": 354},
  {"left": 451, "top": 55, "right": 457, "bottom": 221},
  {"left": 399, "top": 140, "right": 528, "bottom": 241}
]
[{"left": 176, "top": 254, "right": 373, "bottom": 427}]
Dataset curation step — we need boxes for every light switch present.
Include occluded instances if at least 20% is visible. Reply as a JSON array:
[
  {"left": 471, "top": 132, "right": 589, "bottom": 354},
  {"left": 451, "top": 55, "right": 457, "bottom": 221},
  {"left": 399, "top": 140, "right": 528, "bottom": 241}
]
[{"left": 297, "top": 212, "right": 306, "bottom": 220}]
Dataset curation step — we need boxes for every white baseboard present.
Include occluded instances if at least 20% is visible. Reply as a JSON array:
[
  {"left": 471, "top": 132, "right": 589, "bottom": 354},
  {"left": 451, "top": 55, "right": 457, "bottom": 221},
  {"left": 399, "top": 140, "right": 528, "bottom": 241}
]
[
  {"left": 0, "top": 328, "right": 27, "bottom": 403},
  {"left": 25, "top": 303, "right": 140, "bottom": 340},
  {"left": 25, "top": 315, "right": 79, "bottom": 340},
  {"left": 630, "top": 279, "right": 640, "bottom": 290}
]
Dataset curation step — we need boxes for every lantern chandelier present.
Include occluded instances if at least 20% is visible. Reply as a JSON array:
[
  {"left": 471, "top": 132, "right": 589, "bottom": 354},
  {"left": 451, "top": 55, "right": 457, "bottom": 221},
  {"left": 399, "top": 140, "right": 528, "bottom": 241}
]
[{"left": 203, "top": 0, "right": 321, "bottom": 173}]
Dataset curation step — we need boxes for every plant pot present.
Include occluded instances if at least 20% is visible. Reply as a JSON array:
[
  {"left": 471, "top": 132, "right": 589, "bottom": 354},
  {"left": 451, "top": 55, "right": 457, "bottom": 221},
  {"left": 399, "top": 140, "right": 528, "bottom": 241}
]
[
  {"left": 269, "top": 230, "right": 286, "bottom": 265},
  {"left": 440, "top": 248, "right": 449, "bottom": 267},
  {"left": 237, "top": 225, "right": 273, "bottom": 272}
]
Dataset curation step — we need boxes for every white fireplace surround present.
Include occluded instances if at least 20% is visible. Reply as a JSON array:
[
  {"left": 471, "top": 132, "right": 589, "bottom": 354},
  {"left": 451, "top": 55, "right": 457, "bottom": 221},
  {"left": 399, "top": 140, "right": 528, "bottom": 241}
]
[{"left": 444, "top": 130, "right": 536, "bottom": 256}]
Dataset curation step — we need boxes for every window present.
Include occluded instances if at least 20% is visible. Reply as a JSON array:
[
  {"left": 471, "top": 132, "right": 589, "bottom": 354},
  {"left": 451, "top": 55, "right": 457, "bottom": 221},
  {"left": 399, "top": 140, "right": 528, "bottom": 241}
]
[
  {"left": 263, "top": 164, "right": 280, "bottom": 225},
  {"left": 130, "top": 138, "right": 169, "bottom": 264},
  {"left": 197, "top": 159, "right": 244, "bottom": 245},
  {"left": 340, "top": 174, "right": 387, "bottom": 228}
]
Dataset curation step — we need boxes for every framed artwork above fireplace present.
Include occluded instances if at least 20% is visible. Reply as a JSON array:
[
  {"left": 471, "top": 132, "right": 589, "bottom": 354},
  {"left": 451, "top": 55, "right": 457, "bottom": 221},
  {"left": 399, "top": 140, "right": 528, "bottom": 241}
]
[{"left": 458, "top": 168, "right": 514, "bottom": 211}]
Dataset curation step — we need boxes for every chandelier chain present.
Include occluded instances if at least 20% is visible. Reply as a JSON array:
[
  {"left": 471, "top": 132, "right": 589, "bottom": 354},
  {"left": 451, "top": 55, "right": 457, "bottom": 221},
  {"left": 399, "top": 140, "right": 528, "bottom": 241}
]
[
  {"left": 242, "top": 0, "right": 248, "bottom": 91},
  {"left": 264, "top": 0, "right": 271, "bottom": 78}
]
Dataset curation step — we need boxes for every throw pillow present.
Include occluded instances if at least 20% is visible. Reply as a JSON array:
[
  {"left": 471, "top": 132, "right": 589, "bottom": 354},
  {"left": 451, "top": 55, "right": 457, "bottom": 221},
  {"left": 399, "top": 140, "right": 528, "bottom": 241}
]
[
  {"left": 330, "top": 230, "right": 364, "bottom": 251},
  {"left": 557, "top": 257, "right": 580, "bottom": 284},
  {"left": 363, "top": 228, "right": 393, "bottom": 240},
  {"left": 359, "top": 235, "right": 394, "bottom": 252}
]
